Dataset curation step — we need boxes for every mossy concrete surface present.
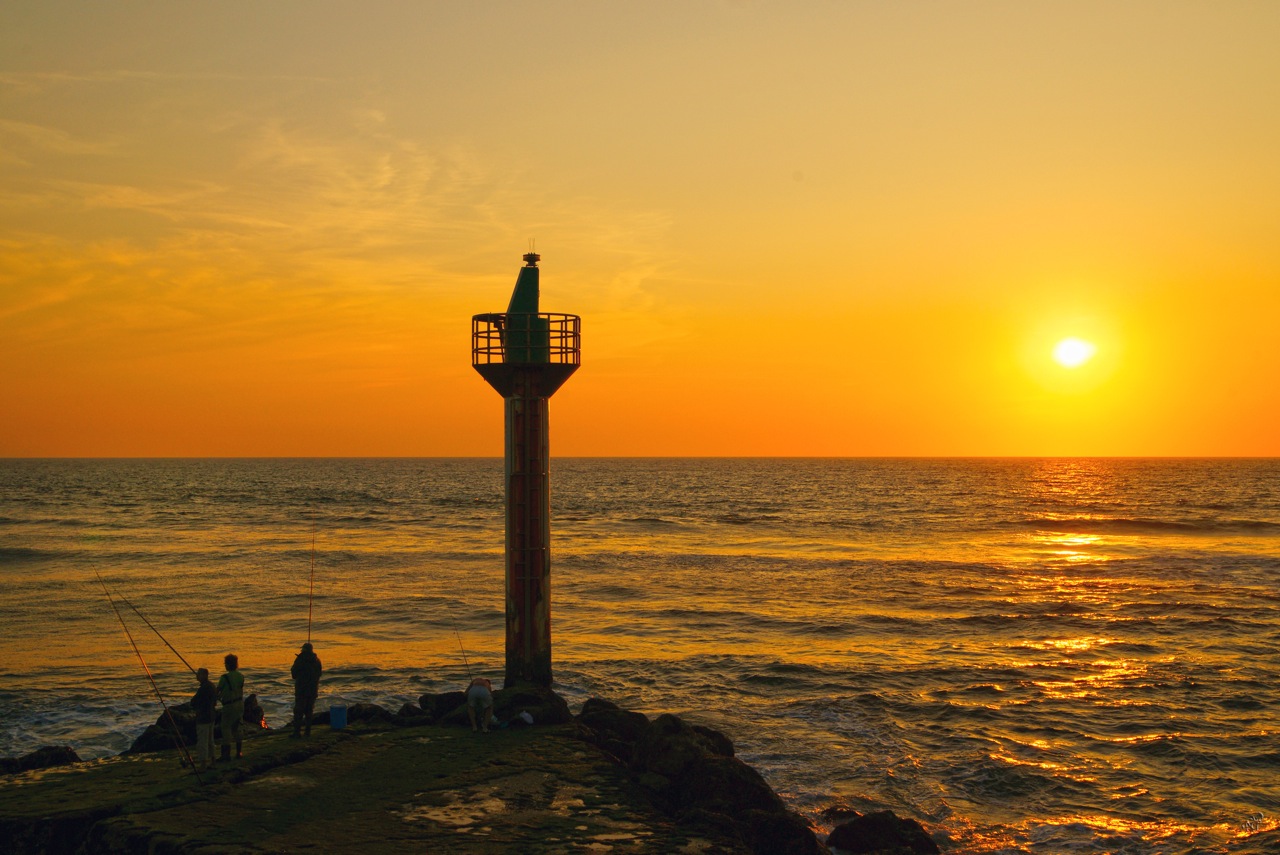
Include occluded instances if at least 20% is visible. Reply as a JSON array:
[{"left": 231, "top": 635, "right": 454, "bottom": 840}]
[{"left": 0, "top": 721, "right": 743, "bottom": 853}]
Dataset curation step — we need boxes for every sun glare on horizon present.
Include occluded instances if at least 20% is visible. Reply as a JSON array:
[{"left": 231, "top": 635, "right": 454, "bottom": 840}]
[{"left": 1053, "top": 337, "right": 1097, "bottom": 368}]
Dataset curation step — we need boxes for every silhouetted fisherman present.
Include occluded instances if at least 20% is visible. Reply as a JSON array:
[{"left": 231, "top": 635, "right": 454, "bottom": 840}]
[
  {"left": 217, "top": 653, "right": 245, "bottom": 761},
  {"left": 191, "top": 667, "right": 217, "bottom": 768},
  {"left": 291, "top": 642, "right": 322, "bottom": 738}
]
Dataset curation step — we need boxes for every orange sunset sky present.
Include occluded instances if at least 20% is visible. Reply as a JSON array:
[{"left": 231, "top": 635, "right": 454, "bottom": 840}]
[{"left": 3, "top": 2, "right": 1278, "bottom": 457}]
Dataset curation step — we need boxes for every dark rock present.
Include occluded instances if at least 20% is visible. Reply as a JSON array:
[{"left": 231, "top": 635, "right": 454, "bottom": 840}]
[
  {"left": 600, "top": 738, "right": 637, "bottom": 763},
  {"left": 692, "top": 723, "right": 735, "bottom": 757},
  {"left": 742, "top": 808, "right": 826, "bottom": 855},
  {"left": 495, "top": 683, "right": 573, "bottom": 725},
  {"left": 633, "top": 713, "right": 709, "bottom": 778},
  {"left": 419, "top": 690, "right": 466, "bottom": 720},
  {"left": 676, "top": 807, "right": 751, "bottom": 850},
  {"left": 827, "top": 810, "right": 940, "bottom": 854},
  {"left": 625, "top": 711, "right": 822, "bottom": 854},
  {"left": 577, "top": 697, "right": 650, "bottom": 761},
  {"left": 126, "top": 703, "right": 197, "bottom": 754},
  {"left": 0, "top": 745, "right": 82, "bottom": 775},
  {"left": 125, "top": 724, "right": 165, "bottom": 755},
  {"left": 392, "top": 702, "right": 431, "bottom": 726},
  {"left": 580, "top": 697, "right": 650, "bottom": 738},
  {"left": 580, "top": 697, "right": 622, "bottom": 716},
  {"left": 438, "top": 693, "right": 483, "bottom": 728},
  {"left": 673, "top": 755, "right": 784, "bottom": 815},
  {"left": 821, "top": 805, "right": 863, "bottom": 823},
  {"left": 397, "top": 702, "right": 425, "bottom": 719},
  {"left": 635, "top": 771, "right": 673, "bottom": 796},
  {"left": 346, "top": 703, "right": 393, "bottom": 724}
]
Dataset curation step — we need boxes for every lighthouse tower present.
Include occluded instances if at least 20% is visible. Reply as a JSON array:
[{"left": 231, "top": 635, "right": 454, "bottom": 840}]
[{"left": 472, "top": 253, "right": 580, "bottom": 688}]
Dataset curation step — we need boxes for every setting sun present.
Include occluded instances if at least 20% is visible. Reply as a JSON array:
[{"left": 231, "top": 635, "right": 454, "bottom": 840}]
[
  {"left": 1053, "top": 337, "right": 1097, "bottom": 368},
  {"left": 1, "top": 2, "right": 1278, "bottom": 459}
]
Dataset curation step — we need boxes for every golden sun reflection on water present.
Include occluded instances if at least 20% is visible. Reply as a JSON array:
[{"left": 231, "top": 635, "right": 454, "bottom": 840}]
[
  {"left": 998, "top": 526, "right": 1173, "bottom": 707},
  {"left": 989, "top": 750, "right": 1095, "bottom": 780},
  {"left": 1029, "top": 656, "right": 1149, "bottom": 702},
  {"left": 1033, "top": 531, "right": 1108, "bottom": 563},
  {"left": 1023, "top": 530, "right": 1127, "bottom": 566},
  {"left": 1051, "top": 814, "right": 1231, "bottom": 845},
  {"left": 1020, "top": 636, "right": 1113, "bottom": 652},
  {"left": 959, "top": 811, "right": 1276, "bottom": 853}
]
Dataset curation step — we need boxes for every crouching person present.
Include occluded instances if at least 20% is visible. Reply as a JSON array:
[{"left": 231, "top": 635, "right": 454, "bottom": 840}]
[{"left": 467, "top": 676, "right": 493, "bottom": 733}]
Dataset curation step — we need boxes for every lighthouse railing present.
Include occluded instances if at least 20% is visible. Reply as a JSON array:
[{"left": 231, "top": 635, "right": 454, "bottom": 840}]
[{"left": 472, "top": 312, "right": 581, "bottom": 366}]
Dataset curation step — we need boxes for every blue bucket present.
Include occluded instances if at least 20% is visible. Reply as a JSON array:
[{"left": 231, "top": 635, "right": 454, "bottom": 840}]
[{"left": 330, "top": 704, "right": 347, "bottom": 730}]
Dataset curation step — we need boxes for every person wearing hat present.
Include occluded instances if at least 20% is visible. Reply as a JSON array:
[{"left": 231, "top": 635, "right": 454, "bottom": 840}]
[{"left": 291, "top": 642, "right": 323, "bottom": 738}]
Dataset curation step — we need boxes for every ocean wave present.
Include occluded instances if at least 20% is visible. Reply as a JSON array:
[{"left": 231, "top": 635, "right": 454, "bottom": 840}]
[
  {"left": 579, "top": 583, "right": 647, "bottom": 600},
  {"left": 951, "top": 611, "right": 1097, "bottom": 629},
  {"left": 959, "top": 683, "right": 1006, "bottom": 695},
  {"left": 1216, "top": 697, "right": 1266, "bottom": 711},
  {"left": 943, "top": 750, "right": 1078, "bottom": 801},
  {"left": 1228, "top": 751, "right": 1280, "bottom": 769},
  {"left": 430, "top": 496, "right": 501, "bottom": 508},
  {"left": 740, "top": 670, "right": 815, "bottom": 689},
  {"left": 1020, "top": 516, "right": 1280, "bottom": 535},
  {"left": 715, "top": 513, "right": 785, "bottom": 525},
  {"left": 0, "top": 546, "right": 58, "bottom": 562}
]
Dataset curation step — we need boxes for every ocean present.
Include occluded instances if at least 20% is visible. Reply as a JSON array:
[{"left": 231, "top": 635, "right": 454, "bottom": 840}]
[{"left": 0, "top": 457, "right": 1277, "bottom": 853}]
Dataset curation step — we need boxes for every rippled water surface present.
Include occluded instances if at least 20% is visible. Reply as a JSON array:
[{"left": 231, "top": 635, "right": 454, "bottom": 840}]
[{"left": 1, "top": 458, "right": 1278, "bottom": 853}]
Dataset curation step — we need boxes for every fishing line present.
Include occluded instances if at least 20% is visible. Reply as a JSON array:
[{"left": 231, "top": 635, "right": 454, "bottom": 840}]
[{"left": 95, "top": 570, "right": 202, "bottom": 783}]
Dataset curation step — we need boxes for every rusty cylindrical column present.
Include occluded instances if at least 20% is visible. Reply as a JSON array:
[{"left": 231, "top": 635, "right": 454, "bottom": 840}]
[
  {"left": 504, "top": 374, "right": 551, "bottom": 685},
  {"left": 472, "top": 253, "right": 579, "bottom": 688}
]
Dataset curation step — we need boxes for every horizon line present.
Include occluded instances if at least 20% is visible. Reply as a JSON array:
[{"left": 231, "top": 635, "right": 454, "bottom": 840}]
[{"left": 3, "top": 455, "right": 1277, "bottom": 461}]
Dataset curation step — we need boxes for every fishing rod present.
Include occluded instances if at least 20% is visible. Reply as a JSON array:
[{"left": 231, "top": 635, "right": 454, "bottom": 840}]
[
  {"left": 308, "top": 527, "right": 316, "bottom": 643},
  {"left": 454, "top": 630, "right": 474, "bottom": 681},
  {"left": 114, "top": 591, "right": 196, "bottom": 675},
  {"left": 95, "top": 570, "right": 202, "bottom": 783}
]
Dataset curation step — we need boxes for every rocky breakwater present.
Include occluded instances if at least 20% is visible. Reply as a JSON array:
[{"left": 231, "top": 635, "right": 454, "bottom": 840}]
[
  {"left": 577, "top": 698, "right": 821, "bottom": 854},
  {"left": 126, "top": 694, "right": 267, "bottom": 754},
  {"left": 1, "top": 687, "right": 941, "bottom": 854},
  {"left": 574, "top": 698, "right": 940, "bottom": 855},
  {"left": 414, "top": 687, "right": 827, "bottom": 853}
]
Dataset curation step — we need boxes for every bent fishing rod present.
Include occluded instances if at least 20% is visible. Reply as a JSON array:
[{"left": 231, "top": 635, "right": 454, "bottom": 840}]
[{"left": 95, "top": 570, "right": 202, "bottom": 782}]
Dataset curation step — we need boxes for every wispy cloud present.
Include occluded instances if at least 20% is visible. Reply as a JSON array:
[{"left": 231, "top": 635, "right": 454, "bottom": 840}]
[
  {"left": 0, "top": 69, "right": 334, "bottom": 96},
  {"left": 0, "top": 118, "right": 118, "bottom": 160},
  {"left": 0, "top": 62, "right": 682, "bottom": 407}
]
